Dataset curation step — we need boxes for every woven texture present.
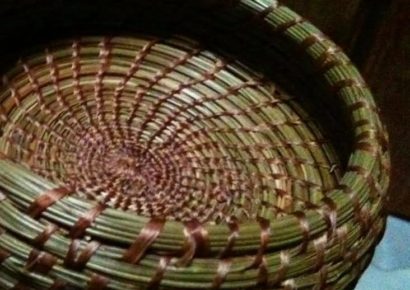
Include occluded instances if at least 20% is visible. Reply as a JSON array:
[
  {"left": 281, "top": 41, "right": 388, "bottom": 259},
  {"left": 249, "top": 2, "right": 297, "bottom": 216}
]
[{"left": 0, "top": 1, "right": 389, "bottom": 290}]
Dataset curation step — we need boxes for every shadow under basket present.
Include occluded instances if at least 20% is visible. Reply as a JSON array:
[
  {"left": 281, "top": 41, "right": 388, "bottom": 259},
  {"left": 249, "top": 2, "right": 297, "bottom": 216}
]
[{"left": 0, "top": 1, "right": 390, "bottom": 289}]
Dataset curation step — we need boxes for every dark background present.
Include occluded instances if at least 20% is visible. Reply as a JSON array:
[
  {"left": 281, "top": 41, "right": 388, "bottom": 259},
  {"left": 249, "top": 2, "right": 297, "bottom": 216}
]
[{"left": 283, "top": 0, "right": 410, "bottom": 218}]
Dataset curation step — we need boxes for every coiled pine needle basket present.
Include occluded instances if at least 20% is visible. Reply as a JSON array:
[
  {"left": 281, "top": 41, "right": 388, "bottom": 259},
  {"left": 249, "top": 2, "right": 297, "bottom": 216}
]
[{"left": 0, "top": 1, "right": 390, "bottom": 289}]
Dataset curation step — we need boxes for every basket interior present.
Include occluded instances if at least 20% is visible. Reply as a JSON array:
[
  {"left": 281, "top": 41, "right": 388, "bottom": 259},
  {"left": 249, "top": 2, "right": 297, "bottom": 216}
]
[
  {"left": 0, "top": 0, "right": 356, "bottom": 224},
  {"left": 0, "top": 35, "right": 343, "bottom": 224},
  {"left": 0, "top": 0, "right": 353, "bottom": 160}
]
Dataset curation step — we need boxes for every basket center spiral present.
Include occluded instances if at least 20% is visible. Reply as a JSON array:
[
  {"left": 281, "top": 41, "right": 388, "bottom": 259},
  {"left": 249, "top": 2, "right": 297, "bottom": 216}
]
[{"left": 0, "top": 36, "right": 342, "bottom": 223}]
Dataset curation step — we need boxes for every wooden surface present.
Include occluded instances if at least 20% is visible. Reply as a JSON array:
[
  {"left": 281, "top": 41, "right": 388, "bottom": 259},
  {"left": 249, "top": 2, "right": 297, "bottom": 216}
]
[
  {"left": 282, "top": 0, "right": 364, "bottom": 50},
  {"left": 360, "top": 0, "right": 410, "bottom": 217},
  {"left": 285, "top": 0, "right": 410, "bottom": 218}
]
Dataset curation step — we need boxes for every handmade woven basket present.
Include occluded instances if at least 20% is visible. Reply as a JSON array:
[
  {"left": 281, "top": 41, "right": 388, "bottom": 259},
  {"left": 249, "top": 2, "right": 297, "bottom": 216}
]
[{"left": 0, "top": 1, "right": 390, "bottom": 289}]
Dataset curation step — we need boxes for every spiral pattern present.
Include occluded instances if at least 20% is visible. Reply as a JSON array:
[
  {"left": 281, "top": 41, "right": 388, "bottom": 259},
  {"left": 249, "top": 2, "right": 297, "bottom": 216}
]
[
  {"left": 0, "top": 2, "right": 390, "bottom": 289},
  {"left": 0, "top": 36, "right": 341, "bottom": 223}
]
